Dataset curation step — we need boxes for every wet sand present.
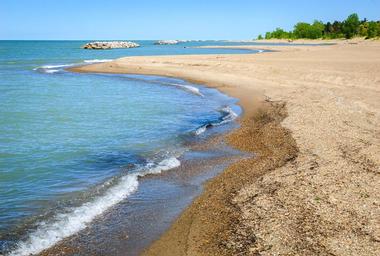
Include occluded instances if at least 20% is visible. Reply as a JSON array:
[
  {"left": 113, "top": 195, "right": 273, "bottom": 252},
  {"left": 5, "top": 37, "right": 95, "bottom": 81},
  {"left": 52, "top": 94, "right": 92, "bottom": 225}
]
[{"left": 70, "top": 39, "right": 380, "bottom": 255}]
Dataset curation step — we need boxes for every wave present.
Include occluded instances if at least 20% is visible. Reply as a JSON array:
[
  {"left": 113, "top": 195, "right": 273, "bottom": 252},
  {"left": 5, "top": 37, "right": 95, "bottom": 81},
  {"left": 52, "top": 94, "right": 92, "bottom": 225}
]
[
  {"left": 119, "top": 75, "right": 205, "bottom": 97},
  {"left": 33, "top": 59, "right": 114, "bottom": 74},
  {"left": 194, "top": 106, "right": 238, "bottom": 135},
  {"left": 39, "top": 64, "right": 73, "bottom": 69},
  {"left": 175, "top": 84, "right": 204, "bottom": 97},
  {"left": 33, "top": 67, "right": 63, "bottom": 74},
  {"left": 44, "top": 69, "right": 60, "bottom": 74},
  {"left": 162, "top": 82, "right": 204, "bottom": 97},
  {"left": 194, "top": 123, "right": 212, "bottom": 135},
  {"left": 8, "top": 156, "right": 180, "bottom": 256},
  {"left": 218, "top": 106, "right": 238, "bottom": 124},
  {"left": 33, "top": 64, "right": 74, "bottom": 74},
  {"left": 34, "top": 66, "right": 203, "bottom": 98}
]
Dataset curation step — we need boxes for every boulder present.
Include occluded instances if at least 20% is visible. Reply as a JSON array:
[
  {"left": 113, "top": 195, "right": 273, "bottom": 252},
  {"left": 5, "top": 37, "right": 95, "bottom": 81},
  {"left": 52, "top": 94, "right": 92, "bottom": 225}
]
[
  {"left": 154, "top": 40, "right": 188, "bottom": 45},
  {"left": 82, "top": 41, "right": 140, "bottom": 50}
]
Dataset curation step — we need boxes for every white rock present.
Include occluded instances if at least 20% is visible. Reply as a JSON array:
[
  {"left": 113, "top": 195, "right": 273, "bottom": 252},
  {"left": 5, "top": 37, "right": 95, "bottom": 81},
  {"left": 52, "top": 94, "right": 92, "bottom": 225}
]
[
  {"left": 154, "top": 40, "right": 189, "bottom": 45},
  {"left": 82, "top": 41, "right": 140, "bottom": 49}
]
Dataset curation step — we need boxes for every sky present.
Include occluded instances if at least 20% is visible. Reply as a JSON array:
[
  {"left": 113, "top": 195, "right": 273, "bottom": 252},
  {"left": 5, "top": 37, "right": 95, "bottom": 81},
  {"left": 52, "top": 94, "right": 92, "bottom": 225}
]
[{"left": 1, "top": 0, "right": 379, "bottom": 40}]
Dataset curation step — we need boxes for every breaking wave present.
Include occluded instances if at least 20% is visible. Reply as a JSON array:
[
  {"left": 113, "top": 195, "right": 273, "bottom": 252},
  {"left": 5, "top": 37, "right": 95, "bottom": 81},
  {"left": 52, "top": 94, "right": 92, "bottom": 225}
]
[
  {"left": 43, "top": 69, "right": 60, "bottom": 74},
  {"left": 33, "top": 59, "right": 114, "bottom": 74},
  {"left": 168, "top": 83, "right": 204, "bottom": 97},
  {"left": 8, "top": 157, "right": 180, "bottom": 256},
  {"left": 194, "top": 106, "right": 238, "bottom": 135}
]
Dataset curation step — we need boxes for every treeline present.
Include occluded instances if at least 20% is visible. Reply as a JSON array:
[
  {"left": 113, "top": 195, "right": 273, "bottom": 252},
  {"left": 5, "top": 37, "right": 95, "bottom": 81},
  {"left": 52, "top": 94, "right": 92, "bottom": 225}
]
[{"left": 257, "top": 13, "right": 380, "bottom": 40}]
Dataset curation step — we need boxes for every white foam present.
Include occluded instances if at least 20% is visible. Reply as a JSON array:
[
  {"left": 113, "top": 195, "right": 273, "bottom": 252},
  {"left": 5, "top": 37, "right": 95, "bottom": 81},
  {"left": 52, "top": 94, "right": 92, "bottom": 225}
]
[
  {"left": 40, "top": 64, "right": 73, "bottom": 69},
  {"left": 83, "top": 59, "right": 113, "bottom": 64},
  {"left": 220, "top": 106, "right": 238, "bottom": 123},
  {"left": 194, "top": 125, "right": 207, "bottom": 135},
  {"left": 33, "top": 63, "right": 73, "bottom": 74},
  {"left": 141, "top": 157, "right": 180, "bottom": 175},
  {"left": 211, "top": 106, "right": 238, "bottom": 126},
  {"left": 170, "top": 83, "right": 204, "bottom": 97},
  {"left": 33, "top": 59, "right": 113, "bottom": 74},
  {"left": 33, "top": 67, "right": 61, "bottom": 74},
  {"left": 193, "top": 106, "right": 239, "bottom": 136},
  {"left": 221, "top": 106, "right": 238, "bottom": 118},
  {"left": 181, "top": 85, "right": 204, "bottom": 97},
  {"left": 44, "top": 69, "right": 60, "bottom": 74},
  {"left": 8, "top": 157, "right": 180, "bottom": 256}
]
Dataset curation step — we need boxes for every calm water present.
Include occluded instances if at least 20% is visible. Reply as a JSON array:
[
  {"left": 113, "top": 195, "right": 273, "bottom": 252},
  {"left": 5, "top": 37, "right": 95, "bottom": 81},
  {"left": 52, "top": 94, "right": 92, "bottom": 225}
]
[{"left": 0, "top": 40, "right": 255, "bottom": 255}]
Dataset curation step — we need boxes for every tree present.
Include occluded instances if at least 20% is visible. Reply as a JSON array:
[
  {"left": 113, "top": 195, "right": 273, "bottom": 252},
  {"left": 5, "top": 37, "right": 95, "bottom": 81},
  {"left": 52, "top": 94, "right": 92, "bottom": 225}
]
[
  {"left": 294, "top": 22, "right": 311, "bottom": 38},
  {"left": 271, "top": 28, "right": 289, "bottom": 39},
  {"left": 257, "top": 13, "right": 379, "bottom": 41},
  {"left": 359, "top": 22, "right": 369, "bottom": 37},
  {"left": 257, "top": 34, "right": 263, "bottom": 40},
  {"left": 343, "top": 13, "right": 360, "bottom": 38},
  {"left": 332, "top": 21, "right": 342, "bottom": 33},
  {"left": 293, "top": 21, "right": 324, "bottom": 39},
  {"left": 328, "top": 21, "right": 343, "bottom": 38},
  {"left": 311, "top": 20, "right": 324, "bottom": 38},
  {"left": 324, "top": 22, "right": 333, "bottom": 34},
  {"left": 367, "top": 21, "right": 379, "bottom": 38}
]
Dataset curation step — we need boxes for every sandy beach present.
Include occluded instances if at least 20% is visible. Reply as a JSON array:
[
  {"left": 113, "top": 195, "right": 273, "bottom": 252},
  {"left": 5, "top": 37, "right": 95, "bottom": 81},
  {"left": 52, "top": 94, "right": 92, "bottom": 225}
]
[{"left": 70, "top": 40, "right": 380, "bottom": 255}]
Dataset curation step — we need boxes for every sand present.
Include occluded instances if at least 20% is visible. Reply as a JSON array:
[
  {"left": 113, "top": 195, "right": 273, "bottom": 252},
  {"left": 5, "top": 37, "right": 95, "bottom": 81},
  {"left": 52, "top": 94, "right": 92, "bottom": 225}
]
[{"left": 70, "top": 39, "right": 380, "bottom": 255}]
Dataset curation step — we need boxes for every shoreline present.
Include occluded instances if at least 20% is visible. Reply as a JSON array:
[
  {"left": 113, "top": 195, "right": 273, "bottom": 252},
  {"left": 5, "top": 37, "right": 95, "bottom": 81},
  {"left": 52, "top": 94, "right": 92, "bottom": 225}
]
[
  {"left": 6, "top": 73, "right": 243, "bottom": 256},
  {"left": 142, "top": 100, "right": 298, "bottom": 255},
  {"left": 68, "top": 58, "right": 297, "bottom": 255},
  {"left": 37, "top": 125, "right": 246, "bottom": 256},
  {"left": 68, "top": 40, "right": 380, "bottom": 255}
]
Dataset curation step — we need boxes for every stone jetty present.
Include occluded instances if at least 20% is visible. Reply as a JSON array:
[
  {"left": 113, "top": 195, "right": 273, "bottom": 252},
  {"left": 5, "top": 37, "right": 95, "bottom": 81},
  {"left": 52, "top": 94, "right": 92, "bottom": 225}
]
[{"left": 82, "top": 41, "right": 140, "bottom": 49}]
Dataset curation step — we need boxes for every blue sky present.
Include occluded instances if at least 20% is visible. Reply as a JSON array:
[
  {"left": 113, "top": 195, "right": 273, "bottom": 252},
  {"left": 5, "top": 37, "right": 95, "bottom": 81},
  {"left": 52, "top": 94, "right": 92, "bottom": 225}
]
[{"left": 1, "top": 0, "right": 379, "bottom": 40}]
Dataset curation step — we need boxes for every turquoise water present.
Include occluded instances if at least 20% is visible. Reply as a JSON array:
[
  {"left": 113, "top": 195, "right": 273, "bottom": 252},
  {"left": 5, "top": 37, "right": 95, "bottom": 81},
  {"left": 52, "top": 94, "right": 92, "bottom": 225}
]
[{"left": 0, "top": 41, "right": 253, "bottom": 255}]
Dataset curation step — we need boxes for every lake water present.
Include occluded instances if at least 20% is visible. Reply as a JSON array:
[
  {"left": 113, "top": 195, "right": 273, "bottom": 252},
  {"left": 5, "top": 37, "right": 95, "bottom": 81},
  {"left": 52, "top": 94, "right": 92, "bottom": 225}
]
[{"left": 0, "top": 40, "right": 260, "bottom": 255}]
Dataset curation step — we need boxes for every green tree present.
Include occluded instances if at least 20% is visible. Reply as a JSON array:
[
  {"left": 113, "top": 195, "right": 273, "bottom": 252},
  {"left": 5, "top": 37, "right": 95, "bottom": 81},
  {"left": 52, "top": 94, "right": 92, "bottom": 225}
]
[
  {"left": 294, "top": 22, "right": 311, "bottom": 38},
  {"left": 258, "top": 14, "right": 379, "bottom": 41},
  {"left": 257, "top": 34, "right": 263, "bottom": 40},
  {"left": 342, "top": 13, "right": 360, "bottom": 38},
  {"left": 324, "top": 22, "right": 333, "bottom": 34},
  {"left": 328, "top": 21, "right": 343, "bottom": 38},
  {"left": 311, "top": 20, "right": 324, "bottom": 39},
  {"left": 367, "top": 21, "right": 379, "bottom": 38},
  {"left": 293, "top": 21, "right": 324, "bottom": 39},
  {"left": 332, "top": 21, "right": 342, "bottom": 33},
  {"left": 271, "top": 28, "right": 289, "bottom": 39},
  {"left": 359, "top": 22, "right": 369, "bottom": 37}
]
